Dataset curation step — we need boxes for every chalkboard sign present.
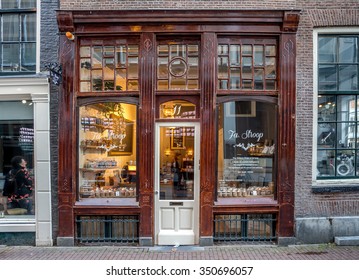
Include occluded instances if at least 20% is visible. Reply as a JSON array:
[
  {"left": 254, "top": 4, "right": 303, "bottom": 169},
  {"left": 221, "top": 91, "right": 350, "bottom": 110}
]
[{"left": 171, "top": 129, "right": 185, "bottom": 149}]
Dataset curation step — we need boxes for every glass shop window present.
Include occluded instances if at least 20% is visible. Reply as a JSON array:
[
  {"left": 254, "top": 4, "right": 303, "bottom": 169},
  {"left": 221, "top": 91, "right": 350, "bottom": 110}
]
[
  {"left": 217, "top": 100, "right": 277, "bottom": 202},
  {"left": 78, "top": 102, "right": 137, "bottom": 204},
  {"left": 79, "top": 39, "right": 139, "bottom": 92},
  {"left": 0, "top": 100, "right": 35, "bottom": 217}
]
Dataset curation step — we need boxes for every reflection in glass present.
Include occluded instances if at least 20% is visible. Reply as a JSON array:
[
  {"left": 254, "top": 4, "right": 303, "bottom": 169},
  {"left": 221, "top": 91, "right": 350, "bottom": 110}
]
[
  {"left": 318, "top": 64, "right": 337, "bottom": 91},
  {"left": 217, "top": 101, "right": 277, "bottom": 200},
  {"left": 318, "top": 37, "right": 337, "bottom": 63},
  {"left": 339, "top": 37, "right": 357, "bottom": 63},
  {"left": 159, "top": 126, "right": 195, "bottom": 200},
  {"left": 339, "top": 65, "right": 358, "bottom": 91},
  {"left": 78, "top": 102, "right": 137, "bottom": 202}
]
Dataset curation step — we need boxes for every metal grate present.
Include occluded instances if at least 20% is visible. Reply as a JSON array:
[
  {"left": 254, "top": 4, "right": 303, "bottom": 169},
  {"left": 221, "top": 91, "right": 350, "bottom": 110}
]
[
  {"left": 213, "top": 214, "right": 277, "bottom": 242},
  {"left": 75, "top": 215, "right": 139, "bottom": 244}
]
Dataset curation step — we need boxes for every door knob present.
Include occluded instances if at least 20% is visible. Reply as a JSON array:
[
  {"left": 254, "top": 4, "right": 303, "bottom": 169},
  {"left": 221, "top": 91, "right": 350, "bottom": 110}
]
[{"left": 154, "top": 190, "right": 159, "bottom": 195}]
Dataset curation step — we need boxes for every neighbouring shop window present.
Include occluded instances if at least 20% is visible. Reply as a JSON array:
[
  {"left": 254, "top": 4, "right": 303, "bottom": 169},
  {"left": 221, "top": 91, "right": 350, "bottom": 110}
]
[
  {"left": 0, "top": 100, "right": 35, "bottom": 217},
  {"left": 78, "top": 102, "right": 137, "bottom": 203},
  {"left": 79, "top": 39, "right": 139, "bottom": 92},
  {"left": 217, "top": 38, "right": 277, "bottom": 91},
  {"left": 217, "top": 101, "right": 277, "bottom": 201},
  {"left": 157, "top": 42, "right": 199, "bottom": 90},
  {"left": 317, "top": 35, "right": 359, "bottom": 179},
  {"left": 0, "top": 0, "right": 37, "bottom": 74}
]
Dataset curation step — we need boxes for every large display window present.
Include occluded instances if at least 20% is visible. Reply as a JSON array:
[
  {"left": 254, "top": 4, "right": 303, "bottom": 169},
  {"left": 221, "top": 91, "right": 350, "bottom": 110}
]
[
  {"left": 217, "top": 100, "right": 277, "bottom": 202},
  {"left": 0, "top": 100, "right": 35, "bottom": 217},
  {"left": 78, "top": 102, "right": 137, "bottom": 204}
]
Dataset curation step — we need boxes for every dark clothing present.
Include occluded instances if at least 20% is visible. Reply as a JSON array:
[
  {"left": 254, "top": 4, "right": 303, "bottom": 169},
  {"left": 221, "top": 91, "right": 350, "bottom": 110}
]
[
  {"left": 7, "top": 167, "right": 33, "bottom": 214},
  {"left": 172, "top": 160, "right": 181, "bottom": 189}
]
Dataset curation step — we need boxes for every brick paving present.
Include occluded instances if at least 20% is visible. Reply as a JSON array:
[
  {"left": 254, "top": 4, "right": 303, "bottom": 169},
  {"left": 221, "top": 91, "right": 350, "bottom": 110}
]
[{"left": 0, "top": 244, "right": 358, "bottom": 260}]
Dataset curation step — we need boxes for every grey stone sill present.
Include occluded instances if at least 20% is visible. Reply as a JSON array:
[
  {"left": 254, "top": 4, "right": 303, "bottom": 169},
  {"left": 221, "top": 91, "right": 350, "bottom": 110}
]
[{"left": 312, "top": 185, "right": 359, "bottom": 193}]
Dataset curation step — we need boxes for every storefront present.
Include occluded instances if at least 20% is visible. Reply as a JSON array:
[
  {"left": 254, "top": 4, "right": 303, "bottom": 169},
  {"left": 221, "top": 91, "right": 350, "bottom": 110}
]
[
  {"left": 0, "top": 77, "right": 52, "bottom": 246},
  {"left": 56, "top": 10, "right": 299, "bottom": 246}
]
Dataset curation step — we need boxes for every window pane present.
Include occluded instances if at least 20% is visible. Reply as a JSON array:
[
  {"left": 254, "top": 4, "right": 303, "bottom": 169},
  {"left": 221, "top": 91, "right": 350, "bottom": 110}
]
[
  {"left": 230, "top": 45, "right": 240, "bottom": 66},
  {"left": 116, "top": 46, "right": 126, "bottom": 68},
  {"left": 128, "top": 57, "right": 138, "bottom": 79},
  {"left": 115, "top": 68, "right": 126, "bottom": 91},
  {"left": 157, "top": 57, "right": 168, "bottom": 79},
  {"left": 318, "top": 65, "right": 337, "bottom": 91},
  {"left": 318, "top": 37, "right": 337, "bottom": 63},
  {"left": 339, "top": 37, "right": 357, "bottom": 63},
  {"left": 1, "top": 0, "right": 18, "bottom": 8},
  {"left": 337, "top": 95, "right": 356, "bottom": 122},
  {"left": 254, "top": 46, "right": 264, "bottom": 66},
  {"left": 317, "top": 150, "right": 335, "bottom": 177},
  {"left": 217, "top": 101, "right": 277, "bottom": 200},
  {"left": 21, "top": 13, "right": 36, "bottom": 41},
  {"left": 318, "top": 123, "right": 335, "bottom": 148},
  {"left": 0, "top": 101, "right": 35, "bottom": 217},
  {"left": 20, "top": 0, "right": 37, "bottom": 8},
  {"left": 318, "top": 95, "right": 336, "bottom": 122},
  {"left": 21, "top": 42, "right": 36, "bottom": 71},
  {"left": 188, "top": 45, "right": 198, "bottom": 56},
  {"left": 80, "top": 59, "right": 91, "bottom": 80},
  {"left": 339, "top": 65, "right": 358, "bottom": 91},
  {"left": 218, "top": 57, "right": 228, "bottom": 79},
  {"left": 2, "top": 44, "right": 20, "bottom": 71},
  {"left": 336, "top": 150, "right": 355, "bottom": 176},
  {"left": 78, "top": 103, "right": 137, "bottom": 203},
  {"left": 3, "top": 14, "right": 20, "bottom": 41},
  {"left": 218, "top": 45, "right": 228, "bottom": 55},
  {"left": 187, "top": 57, "right": 198, "bottom": 78},
  {"left": 92, "top": 47, "right": 103, "bottom": 68},
  {"left": 337, "top": 122, "right": 356, "bottom": 149},
  {"left": 254, "top": 69, "right": 264, "bottom": 90}
]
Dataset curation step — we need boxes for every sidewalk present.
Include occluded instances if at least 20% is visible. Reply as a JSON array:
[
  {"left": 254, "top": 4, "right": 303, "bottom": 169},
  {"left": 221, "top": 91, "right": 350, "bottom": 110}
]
[{"left": 1, "top": 243, "right": 358, "bottom": 260}]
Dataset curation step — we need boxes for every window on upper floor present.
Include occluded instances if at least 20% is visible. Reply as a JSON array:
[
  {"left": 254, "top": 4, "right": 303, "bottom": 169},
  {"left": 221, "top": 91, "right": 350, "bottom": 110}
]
[
  {"left": 316, "top": 34, "right": 359, "bottom": 179},
  {"left": 0, "top": 0, "right": 36, "bottom": 74}
]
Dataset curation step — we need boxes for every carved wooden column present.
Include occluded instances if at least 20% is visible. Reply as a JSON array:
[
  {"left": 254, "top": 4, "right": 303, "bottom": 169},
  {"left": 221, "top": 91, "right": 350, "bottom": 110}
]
[
  {"left": 138, "top": 32, "right": 155, "bottom": 246},
  {"left": 277, "top": 12, "right": 300, "bottom": 241},
  {"left": 56, "top": 12, "right": 76, "bottom": 246},
  {"left": 200, "top": 33, "right": 217, "bottom": 246}
]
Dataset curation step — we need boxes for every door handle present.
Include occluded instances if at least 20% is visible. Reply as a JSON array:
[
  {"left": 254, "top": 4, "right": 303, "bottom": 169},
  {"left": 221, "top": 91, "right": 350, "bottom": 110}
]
[{"left": 154, "top": 190, "right": 159, "bottom": 195}]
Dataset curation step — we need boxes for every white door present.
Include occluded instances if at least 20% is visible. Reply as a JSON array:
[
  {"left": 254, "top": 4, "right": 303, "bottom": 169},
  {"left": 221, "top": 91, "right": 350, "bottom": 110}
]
[{"left": 155, "top": 122, "right": 200, "bottom": 245}]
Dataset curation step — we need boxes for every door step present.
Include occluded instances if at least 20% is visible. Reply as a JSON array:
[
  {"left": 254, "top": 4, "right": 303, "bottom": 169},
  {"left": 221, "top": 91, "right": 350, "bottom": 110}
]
[{"left": 334, "top": 236, "right": 359, "bottom": 246}]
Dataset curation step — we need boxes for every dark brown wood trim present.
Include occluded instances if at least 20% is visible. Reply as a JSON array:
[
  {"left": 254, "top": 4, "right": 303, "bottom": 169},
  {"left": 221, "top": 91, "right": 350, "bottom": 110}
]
[
  {"left": 57, "top": 35, "right": 76, "bottom": 238},
  {"left": 213, "top": 205, "right": 279, "bottom": 214},
  {"left": 73, "top": 206, "right": 141, "bottom": 216},
  {"left": 138, "top": 32, "right": 156, "bottom": 239},
  {"left": 200, "top": 32, "right": 217, "bottom": 238},
  {"left": 277, "top": 33, "right": 297, "bottom": 237}
]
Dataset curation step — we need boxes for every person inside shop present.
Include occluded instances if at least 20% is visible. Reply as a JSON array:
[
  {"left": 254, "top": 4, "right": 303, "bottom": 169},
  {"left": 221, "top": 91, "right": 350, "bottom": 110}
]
[
  {"left": 171, "top": 153, "right": 182, "bottom": 190},
  {"left": 2, "top": 156, "right": 34, "bottom": 214}
]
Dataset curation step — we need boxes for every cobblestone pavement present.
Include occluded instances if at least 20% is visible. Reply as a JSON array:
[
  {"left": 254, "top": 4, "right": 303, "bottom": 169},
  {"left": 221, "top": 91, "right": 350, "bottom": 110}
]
[{"left": 0, "top": 244, "right": 358, "bottom": 260}]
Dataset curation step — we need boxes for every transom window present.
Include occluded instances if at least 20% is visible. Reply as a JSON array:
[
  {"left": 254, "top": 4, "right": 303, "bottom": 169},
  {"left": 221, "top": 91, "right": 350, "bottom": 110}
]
[
  {"left": 317, "top": 35, "right": 359, "bottom": 179},
  {"left": 157, "top": 41, "right": 199, "bottom": 90},
  {"left": 79, "top": 39, "right": 139, "bottom": 92},
  {"left": 217, "top": 38, "right": 277, "bottom": 91},
  {"left": 0, "top": 0, "right": 36, "bottom": 74}
]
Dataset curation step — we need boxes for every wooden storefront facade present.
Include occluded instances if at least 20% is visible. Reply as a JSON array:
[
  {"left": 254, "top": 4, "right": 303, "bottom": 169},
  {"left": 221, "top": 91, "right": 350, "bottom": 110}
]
[{"left": 56, "top": 10, "right": 300, "bottom": 246}]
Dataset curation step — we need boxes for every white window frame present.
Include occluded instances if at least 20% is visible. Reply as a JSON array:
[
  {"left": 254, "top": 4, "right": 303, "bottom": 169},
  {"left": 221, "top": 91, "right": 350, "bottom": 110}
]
[{"left": 312, "top": 27, "right": 359, "bottom": 186}]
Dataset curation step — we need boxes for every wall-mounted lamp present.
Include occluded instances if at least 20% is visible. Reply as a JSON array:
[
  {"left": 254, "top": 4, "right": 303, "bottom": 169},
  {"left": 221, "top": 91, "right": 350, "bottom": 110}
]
[
  {"left": 66, "top": 31, "right": 75, "bottom": 41},
  {"left": 165, "top": 148, "right": 171, "bottom": 157}
]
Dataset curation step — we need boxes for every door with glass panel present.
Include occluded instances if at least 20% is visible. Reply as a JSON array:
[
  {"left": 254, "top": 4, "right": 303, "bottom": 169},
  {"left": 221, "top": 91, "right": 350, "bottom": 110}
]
[{"left": 155, "top": 122, "right": 200, "bottom": 245}]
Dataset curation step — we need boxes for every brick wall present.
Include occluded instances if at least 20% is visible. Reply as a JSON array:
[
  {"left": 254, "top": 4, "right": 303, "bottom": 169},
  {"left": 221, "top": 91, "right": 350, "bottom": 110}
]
[
  {"left": 54, "top": 0, "right": 359, "bottom": 221},
  {"left": 41, "top": 0, "right": 60, "bottom": 241}
]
